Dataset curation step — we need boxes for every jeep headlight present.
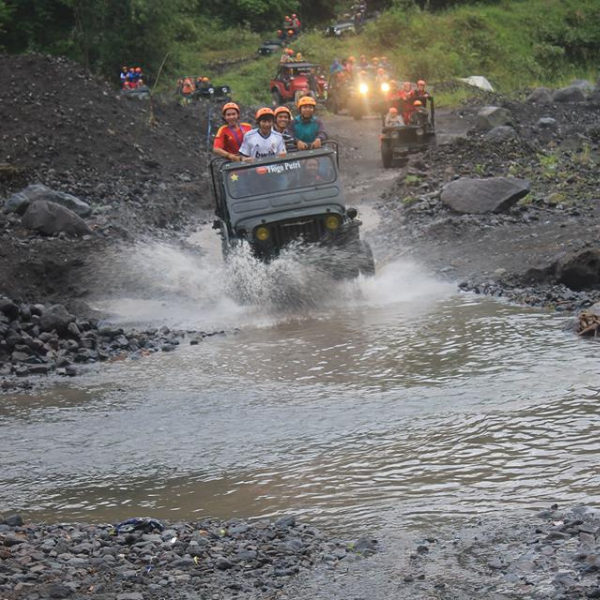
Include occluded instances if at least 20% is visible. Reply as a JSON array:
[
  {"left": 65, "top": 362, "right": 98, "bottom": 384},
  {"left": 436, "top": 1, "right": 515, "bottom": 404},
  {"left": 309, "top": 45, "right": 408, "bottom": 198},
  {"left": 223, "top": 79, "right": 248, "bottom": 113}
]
[
  {"left": 359, "top": 83, "right": 368, "bottom": 94},
  {"left": 255, "top": 226, "right": 270, "bottom": 241},
  {"left": 381, "top": 82, "right": 390, "bottom": 93},
  {"left": 324, "top": 215, "right": 341, "bottom": 230},
  {"left": 416, "top": 127, "right": 424, "bottom": 136}
]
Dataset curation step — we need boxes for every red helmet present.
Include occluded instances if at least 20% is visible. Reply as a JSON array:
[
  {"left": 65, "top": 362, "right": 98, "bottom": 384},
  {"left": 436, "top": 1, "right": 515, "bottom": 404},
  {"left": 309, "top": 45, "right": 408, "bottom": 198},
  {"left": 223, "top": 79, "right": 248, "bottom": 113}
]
[
  {"left": 222, "top": 102, "right": 240, "bottom": 116},
  {"left": 413, "top": 100, "right": 423, "bottom": 107},
  {"left": 255, "top": 107, "right": 275, "bottom": 121},
  {"left": 292, "top": 13, "right": 297, "bottom": 17}
]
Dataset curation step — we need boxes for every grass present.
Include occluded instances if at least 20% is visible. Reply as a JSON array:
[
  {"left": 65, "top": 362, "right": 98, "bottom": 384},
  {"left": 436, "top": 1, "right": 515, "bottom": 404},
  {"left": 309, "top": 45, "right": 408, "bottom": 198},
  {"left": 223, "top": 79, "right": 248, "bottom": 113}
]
[{"left": 158, "top": 0, "right": 600, "bottom": 107}]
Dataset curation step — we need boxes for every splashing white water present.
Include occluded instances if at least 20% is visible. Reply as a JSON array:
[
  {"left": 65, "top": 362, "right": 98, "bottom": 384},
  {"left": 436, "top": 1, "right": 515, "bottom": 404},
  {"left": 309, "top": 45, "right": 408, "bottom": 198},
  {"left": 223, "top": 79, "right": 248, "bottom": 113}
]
[{"left": 90, "top": 229, "right": 452, "bottom": 331}]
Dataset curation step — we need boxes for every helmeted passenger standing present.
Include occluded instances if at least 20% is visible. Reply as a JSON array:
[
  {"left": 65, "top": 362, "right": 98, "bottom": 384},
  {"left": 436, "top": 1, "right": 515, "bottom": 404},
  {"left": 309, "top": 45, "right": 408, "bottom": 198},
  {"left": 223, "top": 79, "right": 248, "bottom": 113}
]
[
  {"left": 288, "top": 96, "right": 327, "bottom": 151},
  {"left": 213, "top": 102, "right": 252, "bottom": 161},
  {"left": 239, "top": 108, "right": 286, "bottom": 161}
]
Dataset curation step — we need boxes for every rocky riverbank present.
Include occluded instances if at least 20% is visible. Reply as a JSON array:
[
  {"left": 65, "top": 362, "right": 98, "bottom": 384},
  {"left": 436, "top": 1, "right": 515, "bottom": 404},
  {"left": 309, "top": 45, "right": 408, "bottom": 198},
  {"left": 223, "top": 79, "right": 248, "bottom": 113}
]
[
  {"left": 0, "top": 514, "right": 377, "bottom": 600},
  {"left": 5, "top": 505, "right": 600, "bottom": 600},
  {"left": 377, "top": 81, "right": 600, "bottom": 314}
]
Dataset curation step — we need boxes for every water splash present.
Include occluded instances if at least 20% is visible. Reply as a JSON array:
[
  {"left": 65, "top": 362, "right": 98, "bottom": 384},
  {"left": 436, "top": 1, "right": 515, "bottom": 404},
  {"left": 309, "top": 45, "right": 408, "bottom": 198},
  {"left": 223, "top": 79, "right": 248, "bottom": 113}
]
[{"left": 89, "top": 229, "right": 451, "bottom": 330}]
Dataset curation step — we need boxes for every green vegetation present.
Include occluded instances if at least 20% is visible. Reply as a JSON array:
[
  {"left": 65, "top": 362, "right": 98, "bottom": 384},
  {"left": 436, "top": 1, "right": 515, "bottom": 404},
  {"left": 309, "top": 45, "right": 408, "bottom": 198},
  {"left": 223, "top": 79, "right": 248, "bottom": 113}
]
[{"left": 0, "top": 0, "right": 598, "bottom": 105}]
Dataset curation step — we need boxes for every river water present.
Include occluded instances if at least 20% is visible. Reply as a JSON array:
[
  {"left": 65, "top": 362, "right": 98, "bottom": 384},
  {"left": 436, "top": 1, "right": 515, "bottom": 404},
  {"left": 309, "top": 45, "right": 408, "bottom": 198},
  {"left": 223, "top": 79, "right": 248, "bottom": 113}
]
[{"left": 2, "top": 234, "right": 600, "bottom": 536}]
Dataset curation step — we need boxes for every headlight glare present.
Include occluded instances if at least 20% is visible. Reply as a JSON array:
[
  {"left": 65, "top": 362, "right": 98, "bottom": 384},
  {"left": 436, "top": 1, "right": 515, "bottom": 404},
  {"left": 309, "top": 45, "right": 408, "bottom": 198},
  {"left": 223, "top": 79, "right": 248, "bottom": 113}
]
[
  {"left": 324, "top": 215, "right": 341, "bottom": 230},
  {"left": 381, "top": 83, "right": 390, "bottom": 93},
  {"left": 255, "top": 226, "right": 270, "bottom": 241},
  {"left": 359, "top": 83, "right": 368, "bottom": 94}
]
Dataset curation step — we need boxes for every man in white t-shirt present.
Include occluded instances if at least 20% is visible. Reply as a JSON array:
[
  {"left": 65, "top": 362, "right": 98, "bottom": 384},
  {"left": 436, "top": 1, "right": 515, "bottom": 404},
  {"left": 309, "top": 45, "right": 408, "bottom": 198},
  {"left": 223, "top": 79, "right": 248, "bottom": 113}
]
[{"left": 239, "top": 108, "right": 287, "bottom": 161}]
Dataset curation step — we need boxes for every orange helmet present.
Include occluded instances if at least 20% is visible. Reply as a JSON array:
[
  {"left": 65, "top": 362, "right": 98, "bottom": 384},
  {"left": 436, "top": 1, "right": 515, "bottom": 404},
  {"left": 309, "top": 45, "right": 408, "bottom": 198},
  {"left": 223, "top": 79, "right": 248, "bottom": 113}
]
[
  {"left": 417, "top": 80, "right": 426, "bottom": 86},
  {"left": 297, "top": 95, "right": 317, "bottom": 108},
  {"left": 288, "top": 30, "right": 294, "bottom": 35},
  {"left": 255, "top": 107, "right": 275, "bottom": 121},
  {"left": 274, "top": 106, "right": 292, "bottom": 117},
  {"left": 389, "top": 107, "right": 398, "bottom": 114},
  {"left": 296, "top": 53, "right": 303, "bottom": 60},
  {"left": 202, "top": 76, "right": 210, "bottom": 82},
  {"left": 413, "top": 100, "right": 423, "bottom": 106},
  {"left": 222, "top": 102, "right": 240, "bottom": 116},
  {"left": 135, "top": 67, "right": 141, "bottom": 73},
  {"left": 372, "top": 57, "right": 380, "bottom": 64}
]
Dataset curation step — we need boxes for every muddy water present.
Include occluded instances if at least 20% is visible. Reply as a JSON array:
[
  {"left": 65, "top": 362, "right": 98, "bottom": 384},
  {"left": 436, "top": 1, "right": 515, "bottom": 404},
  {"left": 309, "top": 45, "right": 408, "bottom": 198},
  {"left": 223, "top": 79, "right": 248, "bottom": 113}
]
[{"left": 2, "top": 247, "right": 600, "bottom": 535}]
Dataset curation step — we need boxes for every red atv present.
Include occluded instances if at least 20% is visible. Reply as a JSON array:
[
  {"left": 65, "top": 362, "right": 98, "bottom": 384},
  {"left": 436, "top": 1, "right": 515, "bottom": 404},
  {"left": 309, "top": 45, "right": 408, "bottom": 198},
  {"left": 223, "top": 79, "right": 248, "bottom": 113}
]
[{"left": 270, "top": 62, "right": 327, "bottom": 105}]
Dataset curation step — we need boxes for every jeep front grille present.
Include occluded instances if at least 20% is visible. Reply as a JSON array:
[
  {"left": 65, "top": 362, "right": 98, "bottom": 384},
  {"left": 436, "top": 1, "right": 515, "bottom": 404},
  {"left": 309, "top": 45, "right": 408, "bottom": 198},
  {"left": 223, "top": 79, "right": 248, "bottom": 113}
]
[{"left": 270, "top": 216, "right": 328, "bottom": 248}]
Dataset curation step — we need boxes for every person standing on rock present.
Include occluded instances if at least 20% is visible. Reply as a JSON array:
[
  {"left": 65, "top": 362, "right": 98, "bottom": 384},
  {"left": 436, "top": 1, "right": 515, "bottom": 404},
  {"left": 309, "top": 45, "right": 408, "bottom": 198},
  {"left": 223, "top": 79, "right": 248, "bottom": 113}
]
[
  {"left": 288, "top": 96, "right": 327, "bottom": 151},
  {"left": 213, "top": 102, "right": 252, "bottom": 162}
]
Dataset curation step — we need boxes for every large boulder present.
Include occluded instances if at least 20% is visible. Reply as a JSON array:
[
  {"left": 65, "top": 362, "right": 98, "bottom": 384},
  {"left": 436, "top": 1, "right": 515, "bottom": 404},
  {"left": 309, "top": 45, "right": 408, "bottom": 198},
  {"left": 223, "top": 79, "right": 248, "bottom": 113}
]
[
  {"left": 4, "top": 184, "right": 92, "bottom": 217},
  {"left": 552, "top": 86, "right": 586, "bottom": 103},
  {"left": 485, "top": 125, "right": 518, "bottom": 142},
  {"left": 21, "top": 200, "right": 92, "bottom": 237},
  {"left": 526, "top": 87, "right": 553, "bottom": 104},
  {"left": 39, "top": 304, "right": 75, "bottom": 334},
  {"left": 556, "top": 249, "right": 600, "bottom": 291},
  {"left": 475, "top": 106, "right": 513, "bottom": 131},
  {"left": 441, "top": 177, "right": 531, "bottom": 214}
]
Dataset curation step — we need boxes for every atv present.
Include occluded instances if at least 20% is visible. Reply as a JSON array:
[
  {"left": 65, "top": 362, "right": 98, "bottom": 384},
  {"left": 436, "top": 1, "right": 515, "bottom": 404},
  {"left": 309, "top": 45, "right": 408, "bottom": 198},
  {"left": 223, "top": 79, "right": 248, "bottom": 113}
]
[
  {"left": 210, "top": 147, "right": 375, "bottom": 278},
  {"left": 381, "top": 98, "right": 436, "bottom": 167}
]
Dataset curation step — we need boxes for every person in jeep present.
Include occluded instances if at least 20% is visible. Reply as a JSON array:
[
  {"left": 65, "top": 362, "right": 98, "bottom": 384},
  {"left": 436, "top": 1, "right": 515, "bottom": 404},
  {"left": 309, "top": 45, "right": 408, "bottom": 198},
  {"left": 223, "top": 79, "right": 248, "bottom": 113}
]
[
  {"left": 213, "top": 102, "right": 252, "bottom": 162},
  {"left": 239, "top": 108, "right": 286, "bottom": 161},
  {"left": 288, "top": 96, "right": 328, "bottom": 151}
]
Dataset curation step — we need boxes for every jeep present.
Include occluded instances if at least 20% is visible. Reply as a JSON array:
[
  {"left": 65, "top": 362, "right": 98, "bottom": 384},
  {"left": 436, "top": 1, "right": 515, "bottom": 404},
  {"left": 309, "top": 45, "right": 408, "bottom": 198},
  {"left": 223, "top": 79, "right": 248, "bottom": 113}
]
[{"left": 210, "top": 148, "right": 375, "bottom": 278}]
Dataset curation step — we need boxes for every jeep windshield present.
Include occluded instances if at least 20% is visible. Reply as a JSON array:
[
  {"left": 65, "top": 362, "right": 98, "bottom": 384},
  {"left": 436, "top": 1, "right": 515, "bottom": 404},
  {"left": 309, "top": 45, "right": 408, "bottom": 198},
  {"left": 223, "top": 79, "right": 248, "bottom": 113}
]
[{"left": 225, "top": 154, "right": 337, "bottom": 199}]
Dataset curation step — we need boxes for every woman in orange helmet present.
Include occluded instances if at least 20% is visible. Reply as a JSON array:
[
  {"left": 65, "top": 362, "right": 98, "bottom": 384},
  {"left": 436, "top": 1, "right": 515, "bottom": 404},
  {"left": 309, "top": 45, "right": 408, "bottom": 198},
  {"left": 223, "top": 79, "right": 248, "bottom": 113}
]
[{"left": 213, "top": 102, "right": 252, "bottom": 161}]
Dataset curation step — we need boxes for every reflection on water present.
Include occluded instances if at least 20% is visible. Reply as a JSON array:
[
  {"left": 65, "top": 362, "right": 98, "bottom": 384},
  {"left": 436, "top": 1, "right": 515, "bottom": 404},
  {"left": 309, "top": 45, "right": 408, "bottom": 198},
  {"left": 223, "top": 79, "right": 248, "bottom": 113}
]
[{"left": 2, "top": 255, "right": 600, "bottom": 534}]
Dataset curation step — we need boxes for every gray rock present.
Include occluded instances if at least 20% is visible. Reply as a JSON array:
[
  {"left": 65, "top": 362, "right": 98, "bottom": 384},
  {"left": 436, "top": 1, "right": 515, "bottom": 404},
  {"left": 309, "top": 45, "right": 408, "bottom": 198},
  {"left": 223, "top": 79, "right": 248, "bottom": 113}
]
[
  {"left": 40, "top": 305, "right": 75, "bottom": 334},
  {"left": 475, "top": 106, "right": 513, "bottom": 131},
  {"left": 526, "top": 87, "right": 553, "bottom": 103},
  {"left": 3, "top": 514, "right": 23, "bottom": 527},
  {"left": 556, "top": 249, "right": 600, "bottom": 291},
  {"left": 552, "top": 86, "right": 586, "bottom": 103},
  {"left": 4, "top": 184, "right": 92, "bottom": 217},
  {"left": 441, "top": 177, "right": 531, "bottom": 214},
  {"left": 22, "top": 200, "right": 92, "bottom": 237},
  {"left": 276, "top": 515, "right": 296, "bottom": 529},
  {"left": 485, "top": 125, "right": 518, "bottom": 142},
  {"left": 0, "top": 298, "right": 19, "bottom": 319},
  {"left": 537, "top": 117, "right": 558, "bottom": 129},
  {"left": 47, "top": 583, "right": 73, "bottom": 599}
]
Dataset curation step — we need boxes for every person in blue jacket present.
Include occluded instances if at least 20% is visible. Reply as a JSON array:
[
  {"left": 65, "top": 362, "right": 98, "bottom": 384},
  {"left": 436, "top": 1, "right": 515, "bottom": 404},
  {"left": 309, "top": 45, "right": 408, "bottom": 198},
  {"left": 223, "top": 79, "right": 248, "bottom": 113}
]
[{"left": 288, "top": 96, "right": 328, "bottom": 151}]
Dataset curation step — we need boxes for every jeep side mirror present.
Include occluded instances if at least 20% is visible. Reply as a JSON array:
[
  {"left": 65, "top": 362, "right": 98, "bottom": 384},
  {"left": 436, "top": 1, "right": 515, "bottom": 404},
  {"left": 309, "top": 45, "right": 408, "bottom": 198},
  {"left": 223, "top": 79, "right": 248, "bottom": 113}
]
[{"left": 347, "top": 207, "right": 357, "bottom": 219}]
